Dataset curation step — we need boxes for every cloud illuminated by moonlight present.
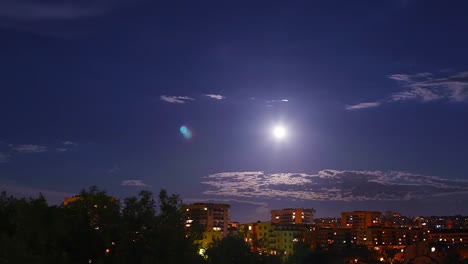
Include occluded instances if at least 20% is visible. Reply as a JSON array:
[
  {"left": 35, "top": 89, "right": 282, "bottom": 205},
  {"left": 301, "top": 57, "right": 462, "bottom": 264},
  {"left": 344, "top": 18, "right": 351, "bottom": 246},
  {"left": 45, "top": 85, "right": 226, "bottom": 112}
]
[{"left": 202, "top": 170, "right": 468, "bottom": 201}]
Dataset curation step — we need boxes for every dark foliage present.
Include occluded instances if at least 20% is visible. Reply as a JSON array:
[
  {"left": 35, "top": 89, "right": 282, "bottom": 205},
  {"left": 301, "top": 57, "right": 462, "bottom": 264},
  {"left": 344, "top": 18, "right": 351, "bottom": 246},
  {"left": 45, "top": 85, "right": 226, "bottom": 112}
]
[
  {"left": 205, "top": 236, "right": 257, "bottom": 264},
  {"left": 0, "top": 188, "right": 203, "bottom": 264}
]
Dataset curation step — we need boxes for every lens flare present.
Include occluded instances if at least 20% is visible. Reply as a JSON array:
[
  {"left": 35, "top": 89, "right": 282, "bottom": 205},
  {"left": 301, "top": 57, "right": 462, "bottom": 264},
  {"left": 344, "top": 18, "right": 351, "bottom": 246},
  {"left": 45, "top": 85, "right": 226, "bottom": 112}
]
[{"left": 179, "top": 125, "right": 192, "bottom": 139}]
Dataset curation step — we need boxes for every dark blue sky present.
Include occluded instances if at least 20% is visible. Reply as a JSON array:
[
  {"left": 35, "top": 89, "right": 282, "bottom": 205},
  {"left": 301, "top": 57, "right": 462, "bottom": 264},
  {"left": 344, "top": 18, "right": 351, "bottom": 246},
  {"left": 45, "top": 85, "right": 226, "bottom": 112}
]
[{"left": 1, "top": 0, "right": 468, "bottom": 222}]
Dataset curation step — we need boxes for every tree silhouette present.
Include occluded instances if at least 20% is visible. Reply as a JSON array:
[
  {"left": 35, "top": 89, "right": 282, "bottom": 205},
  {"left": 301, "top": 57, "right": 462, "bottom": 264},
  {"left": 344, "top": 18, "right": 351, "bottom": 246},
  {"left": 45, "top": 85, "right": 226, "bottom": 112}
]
[
  {"left": 0, "top": 187, "right": 205, "bottom": 264},
  {"left": 206, "top": 236, "right": 256, "bottom": 264}
]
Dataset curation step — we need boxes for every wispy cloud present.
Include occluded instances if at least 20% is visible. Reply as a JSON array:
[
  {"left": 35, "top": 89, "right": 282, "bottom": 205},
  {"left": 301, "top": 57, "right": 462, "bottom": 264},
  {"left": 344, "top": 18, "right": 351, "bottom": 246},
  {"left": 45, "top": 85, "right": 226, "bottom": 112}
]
[
  {"left": 345, "top": 102, "right": 381, "bottom": 110},
  {"left": 205, "top": 94, "right": 226, "bottom": 100},
  {"left": 0, "top": 0, "right": 127, "bottom": 21},
  {"left": 108, "top": 166, "right": 120, "bottom": 174},
  {"left": 347, "top": 71, "right": 468, "bottom": 109},
  {"left": 202, "top": 170, "right": 468, "bottom": 202},
  {"left": 62, "top": 141, "right": 78, "bottom": 146},
  {"left": 411, "top": 71, "right": 468, "bottom": 101},
  {"left": 54, "top": 141, "right": 78, "bottom": 152},
  {"left": 9, "top": 144, "right": 47, "bottom": 153},
  {"left": 267, "top": 99, "right": 289, "bottom": 103},
  {"left": 0, "top": 153, "right": 11, "bottom": 163},
  {"left": 0, "top": 0, "right": 148, "bottom": 36},
  {"left": 388, "top": 72, "right": 432, "bottom": 82},
  {"left": 160, "top": 95, "right": 195, "bottom": 104},
  {"left": 390, "top": 87, "right": 442, "bottom": 102},
  {"left": 387, "top": 71, "right": 468, "bottom": 102},
  {"left": 121, "top": 180, "right": 150, "bottom": 187}
]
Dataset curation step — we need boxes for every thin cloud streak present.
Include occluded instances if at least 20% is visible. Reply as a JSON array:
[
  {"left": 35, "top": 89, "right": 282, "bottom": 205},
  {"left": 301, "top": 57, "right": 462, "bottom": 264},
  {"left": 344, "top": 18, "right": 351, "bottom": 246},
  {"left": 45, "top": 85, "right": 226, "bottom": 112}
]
[
  {"left": 9, "top": 144, "right": 47, "bottom": 153},
  {"left": 267, "top": 99, "right": 289, "bottom": 103},
  {"left": 205, "top": 94, "right": 225, "bottom": 100},
  {"left": 388, "top": 72, "right": 432, "bottom": 82},
  {"left": 0, "top": 0, "right": 108, "bottom": 21},
  {"left": 108, "top": 166, "right": 120, "bottom": 174},
  {"left": 346, "top": 102, "right": 381, "bottom": 110},
  {"left": 202, "top": 170, "right": 468, "bottom": 202},
  {"left": 160, "top": 95, "right": 195, "bottom": 104},
  {"left": 62, "top": 141, "right": 78, "bottom": 146},
  {"left": 0, "top": 0, "right": 133, "bottom": 21},
  {"left": 0, "top": 0, "right": 149, "bottom": 36},
  {"left": 121, "top": 180, "right": 150, "bottom": 187}
]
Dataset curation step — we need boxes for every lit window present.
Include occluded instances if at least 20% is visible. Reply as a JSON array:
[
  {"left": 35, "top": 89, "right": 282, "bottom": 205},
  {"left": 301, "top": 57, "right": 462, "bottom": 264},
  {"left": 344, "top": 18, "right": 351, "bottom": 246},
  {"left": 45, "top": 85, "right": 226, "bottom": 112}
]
[{"left": 198, "top": 248, "right": 206, "bottom": 256}]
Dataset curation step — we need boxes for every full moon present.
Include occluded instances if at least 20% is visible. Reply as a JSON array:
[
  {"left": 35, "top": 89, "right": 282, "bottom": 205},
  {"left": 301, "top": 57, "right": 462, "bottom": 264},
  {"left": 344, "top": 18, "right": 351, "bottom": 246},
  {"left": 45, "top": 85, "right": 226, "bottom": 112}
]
[{"left": 273, "top": 126, "right": 286, "bottom": 139}]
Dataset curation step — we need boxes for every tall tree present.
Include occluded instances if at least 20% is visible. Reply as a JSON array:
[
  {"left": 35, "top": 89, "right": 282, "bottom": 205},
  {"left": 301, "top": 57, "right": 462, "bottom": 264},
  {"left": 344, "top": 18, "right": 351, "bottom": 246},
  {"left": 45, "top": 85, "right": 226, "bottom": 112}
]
[
  {"left": 205, "top": 236, "right": 256, "bottom": 264},
  {"left": 154, "top": 189, "right": 203, "bottom": 264},
  {"left": 62, "top": 186, "right": 120, "bottom": 264}
]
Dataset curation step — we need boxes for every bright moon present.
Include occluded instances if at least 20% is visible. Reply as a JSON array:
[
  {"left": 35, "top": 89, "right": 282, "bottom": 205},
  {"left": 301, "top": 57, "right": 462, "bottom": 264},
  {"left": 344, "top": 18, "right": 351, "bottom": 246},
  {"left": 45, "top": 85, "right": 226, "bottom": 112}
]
[{"left": 273, "top": 126, "right": 286, "bottom": 139}]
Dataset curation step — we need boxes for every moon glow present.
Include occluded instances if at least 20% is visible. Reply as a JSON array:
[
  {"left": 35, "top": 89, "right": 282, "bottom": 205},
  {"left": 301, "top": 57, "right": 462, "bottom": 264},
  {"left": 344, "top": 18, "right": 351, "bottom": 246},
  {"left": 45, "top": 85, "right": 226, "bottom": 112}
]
[{"left": 273, "top": 126, "right": 286, "bottom": 139}]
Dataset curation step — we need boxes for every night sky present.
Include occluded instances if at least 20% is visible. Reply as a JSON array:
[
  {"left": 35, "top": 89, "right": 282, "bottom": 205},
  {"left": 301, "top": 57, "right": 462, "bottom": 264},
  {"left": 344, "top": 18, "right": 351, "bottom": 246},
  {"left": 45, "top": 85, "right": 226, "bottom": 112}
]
[{"left": 1, "top": 0, "right": 468, "bottom": 223}]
